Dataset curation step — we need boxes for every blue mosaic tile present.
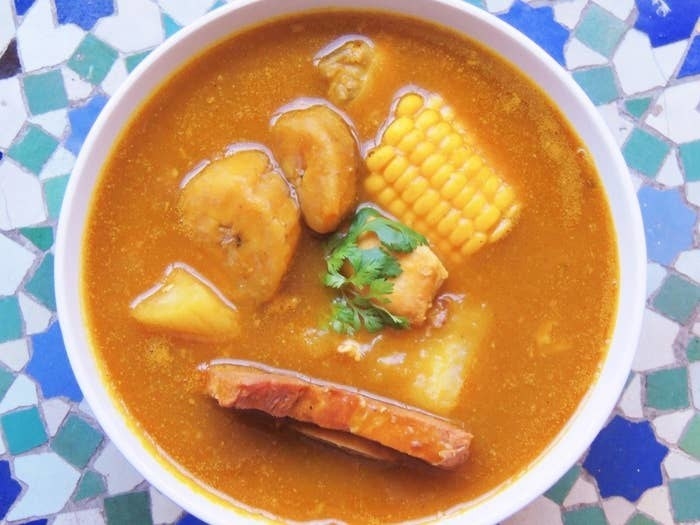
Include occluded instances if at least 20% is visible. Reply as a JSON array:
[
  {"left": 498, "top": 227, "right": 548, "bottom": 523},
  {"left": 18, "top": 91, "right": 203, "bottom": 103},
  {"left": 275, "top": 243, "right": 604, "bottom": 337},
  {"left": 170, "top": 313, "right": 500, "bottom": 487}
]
[
  {"left": 634, "top": 0, "right": 700, "bottom": 48},
  {"left": 638, "top": 186, "right": 696, "bottom": 266},
  {"left": 177, "top": 514, "right": 208, "bottom": 525},
  {"left": 66, "top": 95, "right": 108, "bottom": 156},
  {"left": 27, "top": 322, "right": 83, "bottom": 402},
  {"left": 14, "top": 0, "right": 36, "bottom": 16},
  {"left": 678, "top": 36, "right": 700, "bottom": 79},
  {"left": 0, "top": 39, "right": 20, "bottom": 79},
  {"left": 583, "top": 416, "right": 668, "bottom": 502},
  {"left": 498, "top": 1, "right": 567, "bottom": 65},
  {"left": 55, "top": 0, "right": 115, "bottom": 30},
  {"left": 162, "top": 13, "right": 181, "bottom": 39},
  {"left": 0, "top": 460, "right": 21, "bottom": 520},
  {"left": 22, "top": 520, "right": 48, "bottom": 525}
]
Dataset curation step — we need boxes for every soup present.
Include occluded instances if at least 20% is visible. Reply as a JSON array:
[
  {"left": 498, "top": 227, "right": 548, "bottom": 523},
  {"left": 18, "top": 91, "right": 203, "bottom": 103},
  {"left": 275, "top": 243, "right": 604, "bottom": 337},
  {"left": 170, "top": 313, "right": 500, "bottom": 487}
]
[{"left": 82, "top": 9, "right": 618, "bottom": 524}]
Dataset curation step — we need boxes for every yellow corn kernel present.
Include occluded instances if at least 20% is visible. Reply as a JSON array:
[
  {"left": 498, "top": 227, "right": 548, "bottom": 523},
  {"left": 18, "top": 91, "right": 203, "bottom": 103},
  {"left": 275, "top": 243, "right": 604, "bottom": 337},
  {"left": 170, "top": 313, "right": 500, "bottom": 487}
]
[
  {"left": 493, "top": 184, "right": 516, "bottom": 210},
  {"left": 430, "top": 163, "right": 453, "bottom": 188},
  {"left": 387, "top": 199, "right": 408, "bottom": 219},
  {"left": 409, "top": 141, "right": 436, "bottom": 165},
  {"left": 461, "top": 155, "right": 483, "bottom": 179},
  {"left": 403, "top": 177, "right": 429, "bottom": 204},
  {"left": 421, "top": 153, "right": 446, "bottom": 178},
  {"left": 383, "top": 155, "right": 410, "bottom": 183},
  {"left": 425, "top": 201, "right": 451, "bottom": 226},
  {"left": 452, "top": 184, "right": 476, "bottom": 209},
  {"left": 426, "top": 121, "right": 451, "bottom": 144},
  {"left": 366, "top": 145, "right": 395, "bottom": 172},
  {"left": 463, "top": 192, "right": 486, "bottom": 219},
  {"left": 394, "top": 165, "right": 420, "bottom": 193},
  {"left": 461, "top": 232, "right": 488, "bottom": 255},
  {"left": 413, "top": 189, "right": 441, "bottom": 217},
  {"left": 395, "top": 92, "right": 424, "bottom": 117},
  {"left": 439, "top": 133, "right": 463, "bottom": 155},
  {"left": 364, "top": 173, "right": 386, "bottom": 194},
  {"left": 397, "top": 129, "right": 424, "bottom": 154},
  {"left": 437, "top": 209, "right": 461, "bottom": 237},
  {"left": 376, "top": 186, "right": 397, "bottom": 207},
  {"left": 415, "top": 109, "right": 441, "bottom": 130},
  {"left": 441, "top": 174, "right": 467, "bottom": 200},
  {"left": 474, "top": 204, "right": 501, "bottom": 232},
  {"left": 449, "top": 218, "right": 474, "bottom": 246},
  {"left": 383, "top": 116, "right": 414, "bottom": 146}
]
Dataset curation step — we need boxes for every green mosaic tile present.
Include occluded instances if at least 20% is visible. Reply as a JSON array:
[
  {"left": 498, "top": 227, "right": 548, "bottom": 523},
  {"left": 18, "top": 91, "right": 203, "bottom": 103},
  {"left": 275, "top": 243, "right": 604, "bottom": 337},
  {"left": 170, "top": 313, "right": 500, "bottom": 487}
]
[
  {"left": 20, "top": 226, "right": 54, "bottom": 250},
  {"left": 23, "top": 70, "right": 68, "bottom": 115},
  {"left": 680, "top": 415, "right": 700, "bottom": 460},
  {"left": 1, "top": 406, "right": 48, "bottom": 455},
  {"left": 574, "top": 4, "right": 626, "bottom": 57},
  {"left": 646, "top": 367, "right": 689, "bottom": 411},
  {"left": 7, "top": 125, "right": 59, "bottom": 174},
  {"left": 161, "top": 13, "right": 181, "bottom": 38},
  {"left": 688, "top": 336, "right": 700, "bottom": 362},
  {"left": 44, "top": 174, "right": 70, "bottom": 219},
  {"left": 25, "top": 252, "right": 56, "bottom": 311},
  {"left": 74, "top": 470, "right": 106, "bottom": 502},
  {"left": 0, "top": 367, "right": 14, "bottom": 401},
  {"left": 68, "top": 34, "right": 118, "bottom": 84},
  {"left": 572, "top": 66, "right": 618, "bottom": 105},
  {"left": 0, "top": 296, "right": 23, "bottom": 343},
  {"left": 627, "top": 514, "right": 659, "bottom": 525},
  {"left": 679, "top": 140, "right": 700, "bottom": 182},
  {"left": 545, "top": 465, "right": 580, "bottom": 504},
  {"left": 563, "top": 506, "right": 607, "bottom": 525},
  {"left": 670, "top": 476, "right": 700, "bottom": 522},
  {"left": 622, "top": 128, "right": 670, "bottom": 178},
  {"left": 104, "top": 491, "right": 153, "bottom": 525},
  {"left": 624, "top": 97, "right": 652, "bottom": 119},
  {"left": 652, "top": 274, "right": 700, "bottom": 324},
  {"left": 52, "top": 414, "right": 104, "bottom": 468},
  {"left": 125, "top": 51, "right": 150, "bottom": 73}
]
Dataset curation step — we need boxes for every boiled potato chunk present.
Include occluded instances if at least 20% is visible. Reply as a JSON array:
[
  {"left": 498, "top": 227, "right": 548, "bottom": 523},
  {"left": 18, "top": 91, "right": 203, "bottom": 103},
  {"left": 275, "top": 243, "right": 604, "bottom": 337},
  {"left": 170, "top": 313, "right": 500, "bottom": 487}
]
[
  {"left": 178, "top": 149, "right": 300, "bottom": 304},
  {"left": 131, "top": 265, "right": 241, "bottom": 341},
  {"left": 271, "top": 104, "right": 358, "bottom": 233}
]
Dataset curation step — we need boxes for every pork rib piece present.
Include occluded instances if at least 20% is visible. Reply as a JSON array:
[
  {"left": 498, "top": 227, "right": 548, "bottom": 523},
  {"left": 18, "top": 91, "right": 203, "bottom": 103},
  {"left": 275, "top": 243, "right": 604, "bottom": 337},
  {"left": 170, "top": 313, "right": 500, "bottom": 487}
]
[{"left": 204, "top": 360, "right": 472, "bottom": 469}]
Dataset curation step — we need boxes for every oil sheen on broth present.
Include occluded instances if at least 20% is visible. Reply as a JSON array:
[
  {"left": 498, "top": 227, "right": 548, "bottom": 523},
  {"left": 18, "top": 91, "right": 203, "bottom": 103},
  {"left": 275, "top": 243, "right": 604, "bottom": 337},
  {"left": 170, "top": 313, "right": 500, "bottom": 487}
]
[{"left": 82, "top": 10, "right": 618, "bottom": 524}]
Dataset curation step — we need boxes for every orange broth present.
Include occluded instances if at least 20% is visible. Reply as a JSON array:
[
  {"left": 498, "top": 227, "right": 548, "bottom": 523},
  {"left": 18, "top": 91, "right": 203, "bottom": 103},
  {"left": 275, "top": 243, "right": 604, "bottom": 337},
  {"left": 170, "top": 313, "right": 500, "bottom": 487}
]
[{"left": 82, "top": 10, "right": 618, "bottom": 524}]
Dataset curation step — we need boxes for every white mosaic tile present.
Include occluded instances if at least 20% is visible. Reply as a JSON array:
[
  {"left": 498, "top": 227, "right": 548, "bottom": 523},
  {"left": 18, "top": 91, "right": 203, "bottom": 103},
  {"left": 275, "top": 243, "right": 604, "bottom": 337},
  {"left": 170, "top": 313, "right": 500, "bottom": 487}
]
[
  {"left": 0, "top": 159, "right": 47, "bottom": 229},
  {"left": 646, "top": 80, "right": 700, "bottom": 144},
  {"left": 503, "top": 495, "right": 563, "bottom": 525},
  {"left": 563, "top": 477, "right": 599, "bottom": 507},
  {"left": 94, "top": 0, "right": 164, "bottom": 53},
  {"left": 101, "top": 57, "right": 129, "bottom": 97},
  {"left": 602, "top": 496, "right": 636, "bottom": 525},
  {"left": 0, "top": 233, "right": 35, "bottom": 295},
  {"left": 632, "top": 309, "right": 678, "bottom": 372},
  {"left": 656, "top": 149, "right": 684, "bottom": 188},
  {"left": 0, "top": 374, "right": 38, "bottom": 413},
  {"left": 54, "top": 508, "right": 107, "bottom": 525},
  {"left": 150, "top": 486, "right": 183, "bottom": 524},
  {"left": 39, "top": 145, "right": 75, "bottom": 180},
  {"left": 42, "top": 397, "right": 71, "bottom": 436},
  {"left": 664, "top": 449, "right": 700, "bottom": 479},
  {"left": 690, "top": 362, "right": 700, "bottom": 410},
  {"left": 613, "top": 30, "right": 667, "bottom": 96},
  {"left": 636, "top": 485, "right": 674, "bottom": 525},
  {"left": 29, "top": 108, "right": 69, "bottom": 140},
  {"left": 94, "top": 441, "right": 145, "bottom": 494},
  {"left": 592, "top": 0, "right": 634, "bottom": 20},
  {"left": 630, "top": 170, "right": 644, "bottom": 192},
  {"left": 618, "top": 373, "right": 643, "bottom": 419},
  {"left": 0, "top": 76, "right": 28, "bottom": 149},
  {"left": 647, "top": 262, "right": 667, "bottom": 298},
  {"left": 596, "top": 102, "right": 634, "bottom": 147},
  {"left": 686, "top": 182, "right": 700, "bottom": 207},
  {"left": 0, "top": 432, "right": 6, "bottom": 454},
  {"left": 484, "top": 0, "right": 514, "bottom": 14},
  {"left": 675, "top": 250, "right": 700, "bottom": 283},
  {"left": 6, "top": 452, "right": 81, "bottom": 521},
  {"left": 0, "top": 0, "right": 14, "bottom": 54},
  {"left": 18, "top": 292, "right": 53, "bottom": 335},
  {"left": 565, "top": 38, "right": 608, "bottom": 69},
  {"left": 0, "top": 339, "right": 30, "bottom": 371},
  {"left": 15, "top": 0, "right": 84, "bottom": 72},
  {"left": 78, "top": 397, "right": 96, "bottom": 418},
  {"left": 552, "top": 0, "right": 587, "bottom": 29},
  {"left": 652, "top": 409, "right": 695, "bottom": 445},
  {"left": 653, "top": 40, "right": 689, "bottom": 85},
  {"left": 61, "top": 66, "right": 95, "bottom": 102},
  {"left": 157, "top": 0, "right": 217, "bottom": 26}
]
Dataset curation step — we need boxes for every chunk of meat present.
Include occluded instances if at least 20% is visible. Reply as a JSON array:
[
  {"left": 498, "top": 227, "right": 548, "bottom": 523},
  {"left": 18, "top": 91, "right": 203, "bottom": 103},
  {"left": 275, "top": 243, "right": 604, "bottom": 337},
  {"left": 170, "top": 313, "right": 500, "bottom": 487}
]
[
  {"left": 178, "top": 149, "right": 300, "bottom": 303},
  {"left": 270, "top": 104, "right": 358, "bottom": 233},
  {"left": 315, "top": 38, "right": 376, "bottom": 105},
  {"left": 130, "top": 264, "right": 240, "bottom": 341},
  {"left": 204, "top": 361, "right": 471, "bottom": 469}
]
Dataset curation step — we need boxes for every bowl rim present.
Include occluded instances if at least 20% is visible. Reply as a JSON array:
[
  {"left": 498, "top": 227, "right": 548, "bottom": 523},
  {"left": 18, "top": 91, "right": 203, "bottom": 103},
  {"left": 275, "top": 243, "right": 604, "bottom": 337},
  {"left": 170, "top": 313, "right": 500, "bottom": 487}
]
[{"left": 55, "top": 1, "right": 647, "bottom": 524}]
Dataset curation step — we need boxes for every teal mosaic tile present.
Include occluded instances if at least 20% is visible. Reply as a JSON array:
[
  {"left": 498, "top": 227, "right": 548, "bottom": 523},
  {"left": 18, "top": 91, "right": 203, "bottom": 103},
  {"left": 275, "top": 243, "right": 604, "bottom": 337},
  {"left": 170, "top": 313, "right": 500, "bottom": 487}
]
[
  {"left": 1, "top": 406, "right": 48, "bottom": 454},
  {"left": 7, "top": 125, "right": 59, "bottom": 174},
  {"left": 688, "top": 336, "right": 700, "bottom": 362},
  {"left": 545, "top": 465, "right": 580, "bottom": 504},
  {"left": 23, "top": 70, "right": 69, "bottom": 115},
  {"left": 125, "top": 51, "right": 150, "bottom": 73},
  {"left": 563, "top": 506, "right": 607, "bottom": 525},
  {"left": 670, "top": 476, "right": 700, "bottom": 522},
  {"left": 0, "top": 367, "right": 14, "bottom": 401},
  {"left": 652, "top": 274, "right": 700, "bottom": 324},
  {"left": 44, "top": 175, "right": 70, "bottom": 219},
  {"left": 679, "top": 140, "right": 700, "bottom": 182},
  {"left": 52, "top": 414, "right": 104, "bottom": 468},
  {"left": 572, "top": 66, "right": 618, "bottom": 105},
  {"left": 0, "top": 296, "right": 23, "bottom": 343},
  {"left": 622, "top": 128, "right": 670, "bottom": 178},
  {"left": 161, "top": 13, "right": 181, "bottom": 38},
  {"left": 20, "top": 226, "right": 54, "bottom": 251},
  {"left": 104, "top": 491, "right": 153, "bottom": 525},
  {"left": 73, "top": 470, "right": 106, "bottom": 502},
  {"left": 624, "top": 98, "right": 653, "bottom": 119},
  {"left": 679, "top": 415, "right": 700, "bottom": 460},
  {"left": 25, "top": 253, "right": 56, "bottom": 311},
  {"left": 646, "top": 367, "right": 689, "bottom": 411},
  {"left": 627, "top": 514, "right": 658, "bottom": 525},
  {"left": 574, "top": 4, "right": 626, "bottom": 57},
  {"left": 68, "top": 34, "right": 118, "bottom": 84}
]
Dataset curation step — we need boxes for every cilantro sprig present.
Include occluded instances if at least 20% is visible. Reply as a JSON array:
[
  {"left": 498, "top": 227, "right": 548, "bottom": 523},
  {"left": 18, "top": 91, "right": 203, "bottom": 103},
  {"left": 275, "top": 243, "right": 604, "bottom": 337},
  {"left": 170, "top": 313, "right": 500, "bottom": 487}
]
[{"left": 323, "top": 207, "right": 427, "bottom": 335}]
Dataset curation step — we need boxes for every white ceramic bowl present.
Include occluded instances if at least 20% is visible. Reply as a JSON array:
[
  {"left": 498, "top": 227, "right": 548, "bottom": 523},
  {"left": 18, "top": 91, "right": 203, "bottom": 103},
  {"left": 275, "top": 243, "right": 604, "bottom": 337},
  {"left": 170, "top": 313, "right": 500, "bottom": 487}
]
[{"left": 55, "top": 1, "right": 646, "bottom": 523}]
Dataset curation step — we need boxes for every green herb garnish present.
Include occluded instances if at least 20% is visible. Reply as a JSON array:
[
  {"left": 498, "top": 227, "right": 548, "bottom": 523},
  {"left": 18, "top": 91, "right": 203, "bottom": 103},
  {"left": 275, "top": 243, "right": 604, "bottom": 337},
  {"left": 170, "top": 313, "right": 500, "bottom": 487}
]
[{"left": 323, "top": 207, "right": 427, "bottom": 335}]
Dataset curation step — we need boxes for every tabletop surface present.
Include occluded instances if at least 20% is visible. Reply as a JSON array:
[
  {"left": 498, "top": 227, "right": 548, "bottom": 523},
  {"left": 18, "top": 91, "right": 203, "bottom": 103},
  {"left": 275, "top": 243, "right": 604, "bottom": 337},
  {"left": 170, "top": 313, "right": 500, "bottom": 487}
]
[{"left": 0, "top": 0, "right": 699, "bottom": 524}]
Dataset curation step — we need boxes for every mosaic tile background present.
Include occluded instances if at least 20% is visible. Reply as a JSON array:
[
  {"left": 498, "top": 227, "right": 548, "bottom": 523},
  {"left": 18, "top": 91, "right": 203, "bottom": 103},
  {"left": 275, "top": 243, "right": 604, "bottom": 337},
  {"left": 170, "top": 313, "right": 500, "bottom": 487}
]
[{"left": 0, "top": 0, "right": 699, "bottom": 523}]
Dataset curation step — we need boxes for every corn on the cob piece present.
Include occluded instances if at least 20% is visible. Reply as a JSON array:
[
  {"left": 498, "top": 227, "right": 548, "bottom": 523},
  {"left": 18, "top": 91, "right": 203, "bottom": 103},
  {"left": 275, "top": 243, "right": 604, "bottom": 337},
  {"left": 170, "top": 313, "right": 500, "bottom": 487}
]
[{"left": 364, "top": 91, "right": 521, "bottom": 263}]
